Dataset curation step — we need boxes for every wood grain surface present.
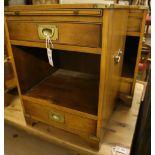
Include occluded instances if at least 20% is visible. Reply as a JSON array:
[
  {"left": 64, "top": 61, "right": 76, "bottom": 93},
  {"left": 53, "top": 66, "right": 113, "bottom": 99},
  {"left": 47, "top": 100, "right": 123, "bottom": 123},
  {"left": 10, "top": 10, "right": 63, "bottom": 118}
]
[{"left": 4, "top": 5, "right": 147, "bottom": 150}]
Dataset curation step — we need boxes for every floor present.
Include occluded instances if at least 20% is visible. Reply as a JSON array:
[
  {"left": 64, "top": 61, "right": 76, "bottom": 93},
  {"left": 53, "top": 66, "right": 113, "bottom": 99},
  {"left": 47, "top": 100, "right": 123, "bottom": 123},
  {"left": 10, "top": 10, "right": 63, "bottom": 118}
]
[{"left": 4, "top": 124, "right": 77, "bottom": 155}]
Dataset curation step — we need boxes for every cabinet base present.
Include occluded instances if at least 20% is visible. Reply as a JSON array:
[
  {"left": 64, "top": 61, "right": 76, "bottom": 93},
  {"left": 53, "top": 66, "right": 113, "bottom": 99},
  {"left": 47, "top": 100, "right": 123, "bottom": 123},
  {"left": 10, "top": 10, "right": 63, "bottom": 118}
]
[{"left": 25, "top": 115, "right": 100, "bottom": 150}]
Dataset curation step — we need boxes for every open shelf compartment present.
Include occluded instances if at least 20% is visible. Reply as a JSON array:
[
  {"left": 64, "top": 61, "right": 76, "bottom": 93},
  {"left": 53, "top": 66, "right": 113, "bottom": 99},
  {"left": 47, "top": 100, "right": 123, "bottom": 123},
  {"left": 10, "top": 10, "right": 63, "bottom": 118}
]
[
  {"left": 12, "top": 45, "right": 100, "bottom": 117},
  {"left": 23, "top": 69, "right": 99, "bottom": 116}
]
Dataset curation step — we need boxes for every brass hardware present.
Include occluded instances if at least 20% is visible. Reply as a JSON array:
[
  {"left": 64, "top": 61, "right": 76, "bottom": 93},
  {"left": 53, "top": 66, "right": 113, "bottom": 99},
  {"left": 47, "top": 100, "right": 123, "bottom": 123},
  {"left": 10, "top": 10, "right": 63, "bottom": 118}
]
[
  {"left": 114, "top": 55, "right": 120, "bottom": 64},
  {"left": 73, "top": 9, "right": 79, "bottom": 15},
  {"left": 38, "top": 25, "right": 58, "bottom": 40},
  {"left": 113, "top": 49, "right": 122, "bottom": 64},
  {"left": 48, "top": 111, "right": 64, "bottom": 123},
  {"left": 42, "top": 28, "right": 53, "bottom": 37},
  {"left": 14, "top": 11, "right": 20, "bottom": 16}
]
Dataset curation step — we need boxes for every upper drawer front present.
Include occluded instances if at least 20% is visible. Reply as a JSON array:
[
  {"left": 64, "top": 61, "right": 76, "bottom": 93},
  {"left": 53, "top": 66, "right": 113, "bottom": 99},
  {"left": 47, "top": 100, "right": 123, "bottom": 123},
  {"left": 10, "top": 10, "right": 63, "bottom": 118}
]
[
  {"left": 127, "top": 17, "right": 142, "bottom": 32},
  {"left": 127, "top": 10, "right": 144, "bottom": 33},
  {"left": 7, "top": 21, "right": 101, "bottom": 48}
]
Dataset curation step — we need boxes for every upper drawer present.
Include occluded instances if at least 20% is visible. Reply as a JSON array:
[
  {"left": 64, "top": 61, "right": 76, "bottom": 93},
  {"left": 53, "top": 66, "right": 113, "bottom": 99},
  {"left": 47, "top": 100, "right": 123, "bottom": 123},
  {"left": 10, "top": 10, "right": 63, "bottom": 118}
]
[
  {"left": 7, "top": 21, "right": 101, "bottom": 48},
  {"left": 127, "top": 9, "right": 144, "bottom": 33}
]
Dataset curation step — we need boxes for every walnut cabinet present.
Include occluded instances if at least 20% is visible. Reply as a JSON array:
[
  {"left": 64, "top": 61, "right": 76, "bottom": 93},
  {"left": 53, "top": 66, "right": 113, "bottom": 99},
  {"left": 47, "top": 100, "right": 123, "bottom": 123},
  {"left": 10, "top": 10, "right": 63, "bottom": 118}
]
[{"left": 5, "top": 4, "right": 147, "bottom": 149}]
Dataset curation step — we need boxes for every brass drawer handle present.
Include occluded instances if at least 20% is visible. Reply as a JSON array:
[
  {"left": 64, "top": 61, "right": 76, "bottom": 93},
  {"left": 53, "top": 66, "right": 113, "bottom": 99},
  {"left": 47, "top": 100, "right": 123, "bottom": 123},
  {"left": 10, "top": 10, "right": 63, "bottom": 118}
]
[
  {"left": 114, "top": 55, "right": 121, "bottom": 64},
  {"left": 113, "top": 49, "right": 122, "bottom": 64},
  {"left": 48, "top": 111, "right": 64, "bottom": 123},
  {"left": 42, "top": 28, "right": 54, "bottom": 37},
  {"left": 38, "top": 25, "right": 58, "bottom": 40}
]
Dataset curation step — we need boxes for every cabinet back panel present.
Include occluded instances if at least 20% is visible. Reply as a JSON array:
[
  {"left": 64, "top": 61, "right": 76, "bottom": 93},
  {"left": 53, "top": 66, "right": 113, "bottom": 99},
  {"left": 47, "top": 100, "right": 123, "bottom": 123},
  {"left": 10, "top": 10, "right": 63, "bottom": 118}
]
[{"left": 53, "top": 50, "right": 100, "bottom": 75}]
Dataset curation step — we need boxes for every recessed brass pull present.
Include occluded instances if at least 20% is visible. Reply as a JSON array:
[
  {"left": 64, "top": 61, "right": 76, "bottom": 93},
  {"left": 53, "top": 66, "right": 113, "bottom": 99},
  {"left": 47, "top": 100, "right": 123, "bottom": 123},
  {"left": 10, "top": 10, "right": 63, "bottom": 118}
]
[
  {"left": 48, "top": 111, "right": 64, "bottom": 123},
  {"left": 42, "top": 28, "right": 53, "bottom": 37},
  {"left": 38, "top": 25, "right": 58, "bottom": 40}
]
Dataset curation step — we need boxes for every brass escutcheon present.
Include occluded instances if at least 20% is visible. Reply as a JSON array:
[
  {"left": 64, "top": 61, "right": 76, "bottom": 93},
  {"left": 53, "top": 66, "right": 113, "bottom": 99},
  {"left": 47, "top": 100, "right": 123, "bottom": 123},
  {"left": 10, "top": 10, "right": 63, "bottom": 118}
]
[
  {"left": 48, "top": 111, "right": 64, "bottom": 123},
  {"left": 38, "top": 25, "right": 58, "bottom": 40}
]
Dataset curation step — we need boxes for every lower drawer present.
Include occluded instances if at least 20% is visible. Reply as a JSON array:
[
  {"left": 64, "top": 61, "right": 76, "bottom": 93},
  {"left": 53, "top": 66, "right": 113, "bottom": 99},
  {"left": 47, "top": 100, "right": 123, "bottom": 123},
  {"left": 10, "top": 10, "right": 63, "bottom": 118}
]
[{"left": 23, "top": 99, "right": 97, "bottom": 136}]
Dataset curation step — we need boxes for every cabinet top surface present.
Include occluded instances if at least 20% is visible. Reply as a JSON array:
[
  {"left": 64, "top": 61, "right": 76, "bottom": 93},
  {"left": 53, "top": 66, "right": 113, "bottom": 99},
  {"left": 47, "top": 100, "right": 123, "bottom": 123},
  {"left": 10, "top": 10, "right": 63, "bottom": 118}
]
[{"left": 5, "top": 4, "right": 147, "bottom": 12}]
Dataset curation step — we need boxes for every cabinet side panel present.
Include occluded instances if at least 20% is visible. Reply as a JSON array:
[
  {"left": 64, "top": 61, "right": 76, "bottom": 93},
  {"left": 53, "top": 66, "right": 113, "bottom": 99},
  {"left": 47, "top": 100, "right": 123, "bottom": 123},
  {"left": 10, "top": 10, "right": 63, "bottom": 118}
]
[
  {"left": 4, "top": 17, "right": 22, "bottom": 96},
  {"left": 131, "top": 10, "right": 148, "bottom": 93},
  {"left": 4, "top": 16, "right": 26, "bottom": 114},
  {"left": 97, "top": 9, "right": 129, "bottom": 137},
  {"left": 12, "top": 46, "right": 56, "bottom": 93}
]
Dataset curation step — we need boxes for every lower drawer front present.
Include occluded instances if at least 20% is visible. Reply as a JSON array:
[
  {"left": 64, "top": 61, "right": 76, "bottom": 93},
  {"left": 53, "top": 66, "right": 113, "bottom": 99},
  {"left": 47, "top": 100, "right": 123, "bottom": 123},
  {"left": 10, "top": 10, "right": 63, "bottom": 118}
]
[{"left": 23, "top": 99, "right": 97, "bottom": 136}]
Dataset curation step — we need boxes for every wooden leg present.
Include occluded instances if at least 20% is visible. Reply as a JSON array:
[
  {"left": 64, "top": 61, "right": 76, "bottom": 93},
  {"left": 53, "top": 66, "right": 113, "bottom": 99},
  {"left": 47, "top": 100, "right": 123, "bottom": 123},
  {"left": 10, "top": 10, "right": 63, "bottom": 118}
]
[{"left": 118, "top": 93, "right": 133, "bottom": 107}]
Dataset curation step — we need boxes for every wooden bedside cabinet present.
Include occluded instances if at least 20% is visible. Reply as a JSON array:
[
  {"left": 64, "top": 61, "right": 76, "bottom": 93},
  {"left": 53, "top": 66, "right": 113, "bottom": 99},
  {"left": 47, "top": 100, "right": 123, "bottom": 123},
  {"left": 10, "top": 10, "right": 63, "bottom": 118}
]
[{"left": 4, "top": 4, "right": 147, "bottom": 149}]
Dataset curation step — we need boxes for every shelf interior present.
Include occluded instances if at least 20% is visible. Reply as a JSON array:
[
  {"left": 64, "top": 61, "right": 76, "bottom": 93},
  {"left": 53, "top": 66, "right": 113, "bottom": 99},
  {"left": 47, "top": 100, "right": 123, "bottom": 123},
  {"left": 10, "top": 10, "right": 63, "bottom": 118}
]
[
  {"left": 12, "top": 45, "right": 100, "bottom": 116},
  {"left": 24, "top": 69, "right": 99, "bottom": 115}
]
